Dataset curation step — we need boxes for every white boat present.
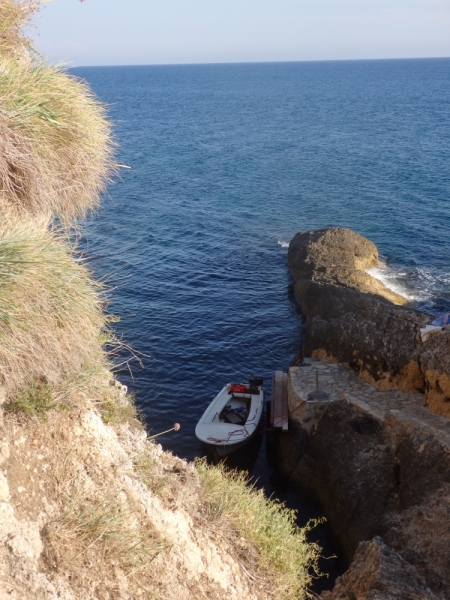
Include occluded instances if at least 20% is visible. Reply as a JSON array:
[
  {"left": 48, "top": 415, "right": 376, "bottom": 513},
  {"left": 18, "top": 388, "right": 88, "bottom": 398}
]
[{"left": 195, "top": 378, "right": 264, "bottom": 457}]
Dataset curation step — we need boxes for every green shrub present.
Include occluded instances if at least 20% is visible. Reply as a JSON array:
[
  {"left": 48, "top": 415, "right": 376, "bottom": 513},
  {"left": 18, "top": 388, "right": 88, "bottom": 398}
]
[
  {"left": 4, "top": 378, "right": 55, "bottom": 420},
  {"left": 196, "top": 458, "right": 323, "bottom": 599}
]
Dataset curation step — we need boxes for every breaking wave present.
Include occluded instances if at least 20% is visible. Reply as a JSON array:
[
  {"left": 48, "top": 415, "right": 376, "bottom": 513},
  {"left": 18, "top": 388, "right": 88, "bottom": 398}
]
[{"left": 367, "top": 261, "right": 450, "bottom": 315}]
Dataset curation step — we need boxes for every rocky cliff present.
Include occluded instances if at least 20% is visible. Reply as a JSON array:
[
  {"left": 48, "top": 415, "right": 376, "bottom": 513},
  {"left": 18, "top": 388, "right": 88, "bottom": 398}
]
[
  {"left": 321, "top": 537, "right": 439, "bottom": 600},
  {"left": 287, "top": 227, "right": 450, "bottom": 417},
  {"left": 281, "top": 227, "right": 450, "bottom": 599},
  {"left": 279, "top": 398, "right": 450, "bottom": 598}
]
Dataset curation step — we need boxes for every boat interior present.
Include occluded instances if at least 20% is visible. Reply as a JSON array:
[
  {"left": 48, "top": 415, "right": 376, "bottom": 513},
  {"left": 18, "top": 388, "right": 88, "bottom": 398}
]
[
  {"left": 217, "top": 394, "right": 252, "bottom": 425},
  {"left": 211, "top": 384, "right": 260, "bottom": 426}
]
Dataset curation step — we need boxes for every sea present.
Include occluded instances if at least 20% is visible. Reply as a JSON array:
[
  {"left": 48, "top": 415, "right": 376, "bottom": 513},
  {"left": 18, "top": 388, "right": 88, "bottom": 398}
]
[{"left": 73, "top": 59, "right": 450, "bottom": 589}]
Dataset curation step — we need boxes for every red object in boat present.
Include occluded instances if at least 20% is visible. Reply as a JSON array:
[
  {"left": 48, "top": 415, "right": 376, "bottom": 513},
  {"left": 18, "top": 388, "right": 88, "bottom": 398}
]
[{"left": 230, "top": 383, "right": 246, "bottom": 393}]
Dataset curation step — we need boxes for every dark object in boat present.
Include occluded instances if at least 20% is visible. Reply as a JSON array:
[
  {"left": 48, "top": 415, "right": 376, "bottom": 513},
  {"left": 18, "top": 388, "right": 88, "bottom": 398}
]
[
  {"left": 224, "top": 410, "right": 248, "bottom": 425},
  {"left": 248, "top": 376, "right": 264, "bottom": 395},
  {"left": 219, "top": 405, "right": 248, "bottom": 425},
  {"left": 195, "top": 382, "right": 264, "bottom": 456}
]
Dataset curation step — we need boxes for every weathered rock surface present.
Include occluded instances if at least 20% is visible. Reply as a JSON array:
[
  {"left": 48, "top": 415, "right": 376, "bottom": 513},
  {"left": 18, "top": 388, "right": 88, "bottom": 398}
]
[
  {"left": 383, "top": 487, "right": 450, "bottom": 596},
  {"left": 279, "top": 398, "right": 450, "bottom": 598},
  {"left": 0, "top": 407, "right": 266, "bottom": 600},
  {"left": 321, "top": 537, "right": 438, "bottom": 600},
  {"left": 287, "top": 227, "right": 450, "bottom": 416},
  {"left": 287, "top": 227, "right": 405, "bottom": 304},
  {"left": 420, "top": 328, "right": 450, "bottom": 417},
  {"left": 284, "top": 228, "right": 450, "bottom": 598},
  {"left": 280, "top": 401, "right": 395, "bottom": 558}
]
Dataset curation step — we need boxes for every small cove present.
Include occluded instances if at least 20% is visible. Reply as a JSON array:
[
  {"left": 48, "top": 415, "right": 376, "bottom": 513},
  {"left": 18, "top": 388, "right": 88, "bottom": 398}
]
[{"left": 77, "top": 59, "right": 450, "bottom": 592}]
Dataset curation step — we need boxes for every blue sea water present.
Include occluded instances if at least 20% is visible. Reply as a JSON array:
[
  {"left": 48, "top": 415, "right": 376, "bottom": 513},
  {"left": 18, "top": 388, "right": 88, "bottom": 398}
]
[
  {"left": 73, "top": 59, "right": 449, "bottom": 587},
  {"left": 75, "top": 58, "right": 450, "bottom": 452}
]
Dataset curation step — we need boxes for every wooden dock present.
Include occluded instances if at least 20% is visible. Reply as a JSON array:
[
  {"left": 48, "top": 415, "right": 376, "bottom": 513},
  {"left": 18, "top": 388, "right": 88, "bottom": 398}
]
[{"left": 270, "top": 371, "right": 288, "bottom": 430}]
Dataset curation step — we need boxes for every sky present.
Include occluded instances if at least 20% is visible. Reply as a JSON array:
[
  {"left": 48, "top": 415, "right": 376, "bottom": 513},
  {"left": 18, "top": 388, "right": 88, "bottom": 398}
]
[{"left": 33, "top": 0, "right": 450, "bottom": 67}]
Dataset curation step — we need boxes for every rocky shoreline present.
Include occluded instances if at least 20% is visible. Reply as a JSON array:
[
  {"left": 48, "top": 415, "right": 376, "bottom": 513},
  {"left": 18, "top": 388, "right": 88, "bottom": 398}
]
[
  {"left": 280, "top": 228, "right": 450, "bottom": 599},
  {"left": 288, "top": 227, "right": 450, "bottom": 417}
]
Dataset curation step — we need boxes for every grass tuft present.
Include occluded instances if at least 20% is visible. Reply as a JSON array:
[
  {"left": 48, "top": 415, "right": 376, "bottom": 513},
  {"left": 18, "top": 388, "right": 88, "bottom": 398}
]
[
  {"left": 134, "top": 453, "right": 170, "bottom": 498},
  {"left": 195, "top": 458, "right": 323, "bottom": 599},
  {"left": 0, "top": 1, "right": 115, "bottom": 225},
  {"left": 0, "top": 0, "right": 37, "bottom": 62},
  {"left": 0, "top": 59, "right": 115, "bottom": 224},
  {"left": 99, "top": 390, "right": 143, "bottom": 427},
  {"left": 0, "top": 226, "right": 107, "bottom": 402},
  {"left": 4, "top": 378, "right": 55, "bottom": 420},
  {"left": 43, "top": 486, "right": 167, "bottom": 586}
]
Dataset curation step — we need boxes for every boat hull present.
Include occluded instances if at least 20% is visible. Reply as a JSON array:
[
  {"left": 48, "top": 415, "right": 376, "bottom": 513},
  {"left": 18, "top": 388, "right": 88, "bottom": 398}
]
[
  {"left": 211, "top": 433, "right": 258, "bottom": 457},
  {"left": 195, "top": 383, "right": 264, "bottom": 456}
]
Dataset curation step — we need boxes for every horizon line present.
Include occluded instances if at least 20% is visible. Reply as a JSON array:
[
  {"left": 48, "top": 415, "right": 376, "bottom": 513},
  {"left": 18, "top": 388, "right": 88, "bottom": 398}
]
[{"left": 69, "top": 55, "right": 450, "bottom": 69}]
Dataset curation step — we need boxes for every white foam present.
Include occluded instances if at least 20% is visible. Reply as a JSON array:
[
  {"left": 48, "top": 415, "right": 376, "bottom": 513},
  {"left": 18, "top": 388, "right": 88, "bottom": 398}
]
[
  {"left": 367, "top": 263, "right": 430, "bottom": 303},
  {"left": 277, "top": 240, "right": 289, "bottom": 249}
]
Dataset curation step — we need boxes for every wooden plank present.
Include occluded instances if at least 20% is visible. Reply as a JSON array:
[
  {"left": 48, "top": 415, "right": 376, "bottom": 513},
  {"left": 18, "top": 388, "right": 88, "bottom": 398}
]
[
  {"left": 273, "top": 371, "right": 282, "bottom": 428},
  {"left": 270, "top": 375, "right": 275, "bottom": 427},
  {"left": 281, "top": 372, "right": 289, "bottom": 431},
  {"left": 272, "top": 371, "right": 285, "bottom": 429}
]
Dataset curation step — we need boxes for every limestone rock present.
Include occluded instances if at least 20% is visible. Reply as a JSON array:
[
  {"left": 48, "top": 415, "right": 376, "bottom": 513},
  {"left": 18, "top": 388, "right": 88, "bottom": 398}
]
[
  {"left": 420, "top": 328, "right": 450, "bottom": 417},
  {"left": 321, "top": 537, "right": 438, "bottom": 600},
  {"left": 279, "top": 398, "right": 450, "bottom": 597},
  {"left": 383, "top": 487, "right": 450, "bottom": 597},
  {"left": 287, "top": 227, "right": 450, "bottom": 415},
  {"left": 285, "top": 227, "right": 450, "bottom": 598},
  {"left": 280, "top": 400, "right": 397, "bottom": 559},
  {"left": 288, "top": 227, "right": 403, "bottom": 303}
]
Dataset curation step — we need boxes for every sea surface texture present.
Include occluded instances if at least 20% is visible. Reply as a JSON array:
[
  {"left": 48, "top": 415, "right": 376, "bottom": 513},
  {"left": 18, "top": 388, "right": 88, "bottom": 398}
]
[
  {"left": 75, "top": 60, "right": 450, "bottom": 589},
  {"left": 76, "top": 59, "right": 450, "bottom": 456}
]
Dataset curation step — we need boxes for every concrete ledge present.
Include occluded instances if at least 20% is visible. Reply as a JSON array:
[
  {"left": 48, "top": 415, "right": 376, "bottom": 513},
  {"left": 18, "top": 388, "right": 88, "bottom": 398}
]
[{"left": 288, "top": 359, "right": 450, "bottom": 447}]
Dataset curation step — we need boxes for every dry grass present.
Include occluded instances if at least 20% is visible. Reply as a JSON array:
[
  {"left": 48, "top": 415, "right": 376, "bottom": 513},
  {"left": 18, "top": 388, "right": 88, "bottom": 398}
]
[
  {"left": 0, "top": 59, "right": 115, "bottom": 224},
  {"left": 48, "top": 354, "right": 142, "bottom": 426},
  {"left": 0, "top": 226, "right": 107, "bottom": 402},
  {"left": 135, "top": 453, "right": 170, "bottom": 498},
  {"left": 0, "top": 2, "right": 119, "bottom": 408},
  {"left": 0, "top": 1, "right": 115, "bottom": 225},
  {"left": 196, "top": 459, "right": 323, "bottom": 599},
  {"left": 0, "top": 0, "right": 37, "bottom": 62},
  {"left": 41, "top": 445, "right": 168, "bottom": 598},
  {"left": 43, "top": 488, "right": 166, "bottom": 578},
  {"left": 134, "top": 448, "right": 199, "bottom": 511}
]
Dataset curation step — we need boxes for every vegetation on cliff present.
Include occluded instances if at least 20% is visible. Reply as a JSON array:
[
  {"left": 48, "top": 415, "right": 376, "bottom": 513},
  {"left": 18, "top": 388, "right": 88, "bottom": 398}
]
[
  {"left": 0, "top": 0, "right": 114, "bottom": 225},
  {"left": 0, "top": 2, "right": 323, "bottom": 598},
  {"left": 0, "top": 228, "right": 106, "bottom": 404}
]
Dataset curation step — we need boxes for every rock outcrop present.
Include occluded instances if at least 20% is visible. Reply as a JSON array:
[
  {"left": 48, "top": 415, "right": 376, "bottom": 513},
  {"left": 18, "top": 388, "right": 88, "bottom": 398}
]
[
  {"left": 279, "top": 398, "right": 450, "bottom": 598},
  {"left": 420, "top": 328, "right": 450, "bottom": 416},
  {"left": 287, "top": 227, "right": 450, "bottom": 417},
  {"left": 283, "top": 228, "right": 450, "bottom": 598},
  {"left": 0, "top": 404, "right": 270, "bottom": 599},
  {"left": 321, "top": 537, "right": 438, "bottom": 600}
]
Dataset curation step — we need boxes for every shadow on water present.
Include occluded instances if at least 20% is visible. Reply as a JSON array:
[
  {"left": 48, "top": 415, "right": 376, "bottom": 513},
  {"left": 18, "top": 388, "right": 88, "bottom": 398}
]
[{"left": 200, "top": 405, "right": 347, "bottom": 594}]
